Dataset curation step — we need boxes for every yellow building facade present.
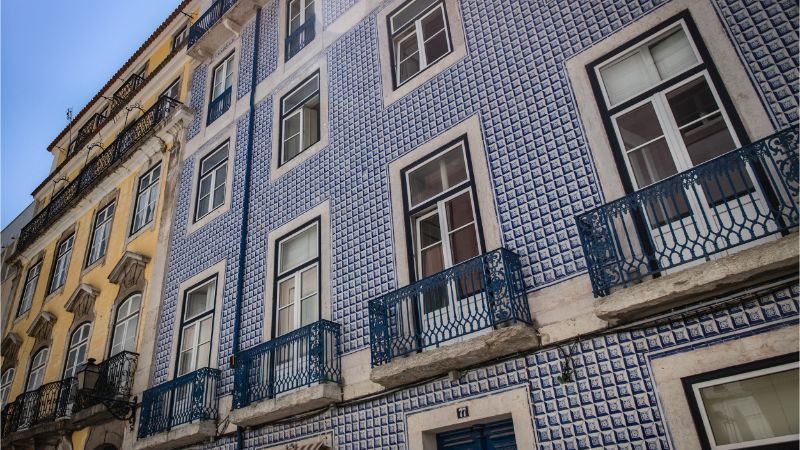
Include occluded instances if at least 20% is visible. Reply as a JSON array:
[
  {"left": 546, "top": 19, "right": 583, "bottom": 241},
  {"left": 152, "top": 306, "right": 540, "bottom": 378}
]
[{"left": 1, "top": 2, "right": 198, "bottom": 449}]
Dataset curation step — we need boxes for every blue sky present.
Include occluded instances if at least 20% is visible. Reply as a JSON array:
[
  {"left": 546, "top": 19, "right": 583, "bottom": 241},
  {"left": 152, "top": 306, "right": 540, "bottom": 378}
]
[{"left": 1, "top": 1, "right": 181, "bottom": 228}]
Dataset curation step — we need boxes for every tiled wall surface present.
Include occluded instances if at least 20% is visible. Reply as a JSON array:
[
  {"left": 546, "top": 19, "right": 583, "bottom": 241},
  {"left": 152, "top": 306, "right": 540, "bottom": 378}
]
[{"left": 155, "top": 0, "right": 799, "bottom": 446}]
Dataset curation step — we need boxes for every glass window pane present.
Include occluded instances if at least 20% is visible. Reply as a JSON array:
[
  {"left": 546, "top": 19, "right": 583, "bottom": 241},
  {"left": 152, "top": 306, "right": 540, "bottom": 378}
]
[
  {"left": 666, "top": 77, "right": 721, "bottom": 128},
  {"left": 302, "top": 99, "right": 320, "bottom": 149},
  {"left": 423, "top": 30, "right": 449, "bottom": 64},
  {"left": 201, "top": 145, "right": 228, "bottom": 174},
  {"left": 185, "top": 282, "right": 213, "bottom": 320},
  {"left": 445, "top": 192, "right": 475, "bottom": 230},
  {"left": 300, "top": 267, "right": 318, "bottom": 297},
  {"left": 390, "top": 0, "right": 438, "bottom": 32},
  {"left": 627, "top": 138, "right": 679, "bottom": 187},
  {"left": 399, "top": 54, "right": 421, "bottom": 84},
  {"left": 421, "top": 243, "right": 444, "bottom": 277},
  {"left": 278, "top": 305, "right": 294, "bottom": 335},
  {"left": 282, "top": 75, "right": 319, "bottom": 113},
  {"left": 408, "top": 145, "right": 468, "bottom": 206},
  {"left": 699, "top": 369, "right": 799, "bottom": 446},
  {"left": 278, "top": 225, "right": 318, "bottom": 273},
  {"left": 300, "top": 296, "right": 317, "bottom": 326},
  {"left": 449, "top": 225, "right": 479, "bottom": 265},
  {"left": 600, "top": 51, "right": 658, "bottom": 106},
  {"left": 417, "top": 213, "right": 441, "bottom": 248},
  {"left": 615, "top": 103, "right": 664, "bottom": 150},
  {"left": 279, "top": 277, "right": 295, "bottom": 307},
  {"left": 650, "top": 28, "right": 697, "bottom": 80}
]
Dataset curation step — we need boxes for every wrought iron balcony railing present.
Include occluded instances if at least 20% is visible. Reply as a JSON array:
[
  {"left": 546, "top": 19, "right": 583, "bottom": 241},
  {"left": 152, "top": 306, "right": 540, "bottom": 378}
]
[
  {"left": 68, "top": 112, "right": 109, "bottom": 157},
  {"left": 137, "top": 367, "right": 220, "bottom": 439},
  {"left": 207, "top": 86, "right": 232, "bottom": 125},
  {"left": 233, "top": 320, "right": 341, "bottom": 409},
  {"left": 368, "top": 248, "right": 532, "bottom": 367},
  {"left": 1, "top": 378, "right": 77, "bottom": 437},
  {"left": 75, "top": 351, "right": 139, "bottom": 411},
  {"left": 113, "top": 74, "right": 145, "bottom": 106},
  {"left": 577, "top": 126, "right": 799, "bottom": 297},
  {"left": 17, "top": 96, "right": 182, "bottom": 254},
  {"left": 285, "top": 15, "right": 315, "bottom": 61},
  {"left": 188, "top": 0, "right": 238, "bottom": 49}
]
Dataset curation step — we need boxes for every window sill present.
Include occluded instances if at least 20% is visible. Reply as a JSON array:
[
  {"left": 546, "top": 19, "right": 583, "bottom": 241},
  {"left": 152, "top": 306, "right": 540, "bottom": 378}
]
[
  {"left": 127, "top": 220, "right": 156, "bottom": 246},
  {"left": 81, "top": 255, "right": 107, "bottom": 277}
]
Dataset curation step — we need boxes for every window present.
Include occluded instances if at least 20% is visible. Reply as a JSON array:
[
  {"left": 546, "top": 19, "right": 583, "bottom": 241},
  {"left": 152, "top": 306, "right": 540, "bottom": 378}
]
[
  {"left": 286, "top": 0, "right": 315, "bottom": 60},
  {"left": 684, "top": 355, "right": 799, "bottom": 449},
  {"left": 172, "top": 25, "right": 188, "bottom": 51},
  {"left": 274, "top": 221, "right": 320, "bottom": 336},
  {"left": 279, "top": 73, "right": 320, "bottom": 165},
  {"left": 49, "top": 234, "right": 74, "bottom": 293},
  {"left": 135, "top": 63, "right": 148, "bottom": 80},
  {"left": 401, "top": 140, "right": 484, "bottom": 318},
  {"left": 17, "top": 261, "right": 41, "bottom": 317},
  {"left": 131, "top": 164, "right": 162, "bottom": 234},
  {"left": 176, "top": 277, "right": 216, "bottom": 376},
  {"left": 436, "top": 418, "right": 517, "bottom": 450},
  {"left": 63, "top": 323, "right": 91, "bottom": 378},
  {"left": 589, "top": 20, "right": 747, "bottom": 234},
  {"left": 208, "top": 53, "right": 235, "bottom": 124},
  {"left": 26, "top": 348, "right": 48, "bottom": 391},
  {"left": 86, "top": 201, "right": 115, "bottom": 266},
  {"left": 1, "top": 368, "right": 14, "bottom": 406},
  {"left": 110, "top": 294, "right": 141, "bottom": 356},
  {"left": 389, "top": 0, "right": 452, "bottom": 86},
  {"left": 161, "top": 78, "right": 181, "bottom": 101},
  {"left": 194, "top": 142, "right": 229, "bottom": 221}
]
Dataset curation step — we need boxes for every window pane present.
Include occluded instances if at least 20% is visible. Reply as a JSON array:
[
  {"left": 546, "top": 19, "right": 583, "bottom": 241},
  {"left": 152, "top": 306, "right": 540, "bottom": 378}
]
[
  {"left": 283, "top": 75, "right": 319, "bottom": 112},
  {"left": 627, "top": 138, "right": 679, "bottom": 187},
  {"left": 423, "top": 30, "right": 449, "bottom": 64},
  {"left": 408, "top": 145, "right": 468, "bottom": 206},
  {"left": 278, "top": 225, "right": 318, "bottom": 273},
  {"left": 666, "top": 77, "right": 721, "bottom": 128},
  {"left": 278, "top": 305, "right": 294, "bottom": 335},
  {"left": 302, "top": 99, "right": 320, "bottom": 150},
  {"left": 398, "top": 53, "right": 421, "bottom": 84},
  {"left": 390, "top": 0, "right": 438, "bottom": 33},
  {"left": 650, "top": 28, "right": 697, "bottom": 80},
  {"left": 417, "top": 213, "right": 441, "bottom": 248},
  {"left": 201, "top": 145, "right": 228, "bottom": 174},
  {"left": 185, "top": 282, "right": 213, "bottom": 320},
  {"left": 300, "top": 267, "right": 318, "bottom": 297},
  {"left": 699, "top": 369, "right": 799, "bottom": 446},
  {"left": 300, "top": 296, "right": 317, "bottom": 326},
  {"left": 615, "top": 103, "right": 666, "bottom": 151},
  {"left": 445, "top": 192, "right": 475, "bottom": 230},
  {"left": 278, "top": 278, "right": 295, "bottom": 307},
  {"left": 421, "top": 243, "right": 444, "bottom": 277},
  {"left": 450, "top": 225, "right": 479, "bottom": 265},
  {"left": 600, "top": 51, "right": 658, "bottom": 106}
]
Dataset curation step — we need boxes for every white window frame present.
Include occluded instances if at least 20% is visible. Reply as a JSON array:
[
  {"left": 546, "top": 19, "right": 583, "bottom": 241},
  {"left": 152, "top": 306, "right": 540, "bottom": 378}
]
[
  {"left": 172, "top": 25, "right": 188, "bottom": 51},
  {"left": 26, "top": 348, "right": 48, "bottom": 391},
  {"left": 109, "top": 293, "right": 142, "bottom": 357},
  {"left": 1, "top": 368, "right": 15, "bottom": 406},
  {"left": 131, "top": 163, "right": 162, "bottom": 235},
  {"left": 594, "top": 21, "right": 703, "bottom": 109},
  {"left": 274, "top": 221, "right": 320, "bottom": 336},
  {"left": 18, "top": 261, "right": 41, "bottom": 317},
  {"left": 49, "top": 234, "right": 75, "bottom": 293},
  {"left": 63, "top": 323, "right": 92, "bottom": 379},
  {"left": 161, "top": 78, "right": 181, "bottom": 101},
  {"left": 390, "top": 2, "right": 452, "bottom": 87},
  {"left": 176, "top": 277, "right": 216, "bottom": 377},
  {"left": 87, "top": 201, "right": 116, "bottom": 266},
  {"left": 211, "top": 54, "right": 235, "bottom": 102},
  {"left": 690, "top": 361, "right": 799, "bottom": 449},
  {"left": 194, "top": 142, "right": 229, "bottom": 221},
  {"left": 279, "top": 72, "right": 321, "bottom": 166},
  {"left": 287, "top": 0, "right": 314, "bottom": 34}
]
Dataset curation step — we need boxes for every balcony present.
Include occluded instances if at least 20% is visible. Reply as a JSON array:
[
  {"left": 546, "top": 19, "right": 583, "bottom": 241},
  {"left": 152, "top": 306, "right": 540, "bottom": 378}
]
[
  {"left": 136, "top": 368, "right": 220, "bottom": 450},
  {"left": 72, "top": 351, "right": 139, "bottom": 427},
  {"left": 187, "top": 0, "right": 269, "bottom": 60},
  {"left": 577, "top": 127, "right": 798, "bottom": 320},
  {"left": 230, "top": 320, "right": 341, "bottom": 426},
  {"left": 368, "top": 248, "right": 537, "bottom": 387},
  {"left": 17, "top": 96, "right": 188, "bottom": 254},
  {"left": 285, "top": 15, "right": 316, "bottom": 61},
  {"left": 1, "top": 378, "right": 78, "bottom": 446},
  {"left": 207, "top": 86, "right": 232, "bottom": 125}
]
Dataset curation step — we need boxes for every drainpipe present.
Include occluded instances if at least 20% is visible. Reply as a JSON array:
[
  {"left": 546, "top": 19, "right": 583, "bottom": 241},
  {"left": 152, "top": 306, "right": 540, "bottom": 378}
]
[{"left": 234, "top": 6, "right": 262, "bottom": 450}]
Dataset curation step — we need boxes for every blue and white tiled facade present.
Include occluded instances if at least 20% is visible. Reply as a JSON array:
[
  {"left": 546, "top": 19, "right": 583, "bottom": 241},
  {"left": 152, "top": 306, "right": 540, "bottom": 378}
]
[{"left": 149, "top": 0, "right": 798, "bottom": 448}]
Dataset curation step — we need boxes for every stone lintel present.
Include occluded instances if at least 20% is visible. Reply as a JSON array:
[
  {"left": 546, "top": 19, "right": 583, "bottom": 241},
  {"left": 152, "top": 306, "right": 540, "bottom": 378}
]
[
  {"left": 370, "top": 324, "right": 540, "bottom": 388},
  {"left": 1, "top": 332, "right": 22, "bottom": 361},
  {"left": 64, "top": 284, "right": 99, "bottom": 316},
  {"left": 230, "top": 383, "right": 341, "bottom": 427},
  {"left": 108, "top": 251, "right": 150, "bottom": 288},
  {"left": 26, "top": 311, "right": 57, "bottom": 340},
  {"left": 595, "top": 233, "right": 799, "bottom": 323}
]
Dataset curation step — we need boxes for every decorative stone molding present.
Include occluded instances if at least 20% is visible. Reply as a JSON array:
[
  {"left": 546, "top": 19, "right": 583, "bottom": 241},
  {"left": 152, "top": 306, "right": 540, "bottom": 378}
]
[
  {"left": 1, "top": 333, "right": 22, "bottom": 361},
  {"left": 26, "top": 311, "right": 56, "bottom": 340},
  {"left": 108, "top": 252, "right": 150, "bottom": 290},
  {"left": 64, "top": 284, "right": 100, "bottom": 317}
]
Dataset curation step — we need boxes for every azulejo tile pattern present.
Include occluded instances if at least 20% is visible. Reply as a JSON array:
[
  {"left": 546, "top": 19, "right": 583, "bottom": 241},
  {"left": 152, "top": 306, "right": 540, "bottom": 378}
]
[
  {"left": 712, "top": 0, "right": 799, "bottom": 127},
  {"left": 155, "top": 0, "right": 798, "bottom": 446}
]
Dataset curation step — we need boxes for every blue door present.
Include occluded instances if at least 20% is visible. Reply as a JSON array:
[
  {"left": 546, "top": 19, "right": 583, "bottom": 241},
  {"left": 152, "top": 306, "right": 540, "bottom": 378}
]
[{"left": 436, "top": 418, "right": 517, "bottom": 450}]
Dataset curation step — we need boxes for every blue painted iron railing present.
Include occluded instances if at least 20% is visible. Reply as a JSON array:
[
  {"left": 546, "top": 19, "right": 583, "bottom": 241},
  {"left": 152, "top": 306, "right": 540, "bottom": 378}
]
[
  {"left": 207, "top": 86, "right": 232, "bottom": 125},
  {"left": 137, "top": 367, "right": 220, "bottom": 438},
  {"left": 233, "top": 320, "right": 341, "bottom": 408},
  {"left": 17, "top": 96, "right": 182, "bottom": 253},
  {"left": 188, "top": 0, "right": 238, "bottom": 49},
  {"left": 285, "top": 15, "right": 315, "bottom": 61},
  {"left": 1, "top": 378, "right": 77, "bottom": 437},
  {"left": 368, "top": 248, "right": 532, "bottom": 367},
  {"left": 577, "top": 126, "right": 799, "bottom": 297}
]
